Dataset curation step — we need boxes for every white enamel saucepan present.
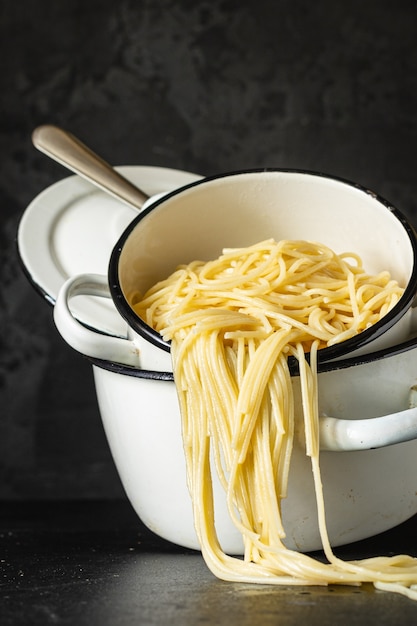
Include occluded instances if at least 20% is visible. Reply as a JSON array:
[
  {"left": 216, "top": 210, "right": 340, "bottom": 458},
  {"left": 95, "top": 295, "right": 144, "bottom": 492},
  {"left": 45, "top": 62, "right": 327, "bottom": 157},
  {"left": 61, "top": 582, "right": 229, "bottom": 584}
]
[
  {"left": 55, "top": 169, "right": 417, "bottom": 370},
  {"left": 50, "top": 168, "right": 417, "bottom": 552}
]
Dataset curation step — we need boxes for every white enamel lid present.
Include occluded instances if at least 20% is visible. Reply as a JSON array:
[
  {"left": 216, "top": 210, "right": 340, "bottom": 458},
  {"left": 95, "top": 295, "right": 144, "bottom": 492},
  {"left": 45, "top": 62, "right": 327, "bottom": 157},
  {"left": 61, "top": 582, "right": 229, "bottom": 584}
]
[{"left": 18, "top": 165, "right": 202, "bottom": 336}]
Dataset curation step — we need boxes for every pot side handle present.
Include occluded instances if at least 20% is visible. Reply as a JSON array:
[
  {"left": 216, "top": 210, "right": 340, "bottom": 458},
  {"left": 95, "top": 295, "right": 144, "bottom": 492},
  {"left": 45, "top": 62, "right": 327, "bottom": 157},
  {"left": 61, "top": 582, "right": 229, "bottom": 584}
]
[
  {"left": 320, "top": 389, "right": 417, "bottom": 451},
  {"left": 53, "top": 273, "right": 141, "bottom": 367}
]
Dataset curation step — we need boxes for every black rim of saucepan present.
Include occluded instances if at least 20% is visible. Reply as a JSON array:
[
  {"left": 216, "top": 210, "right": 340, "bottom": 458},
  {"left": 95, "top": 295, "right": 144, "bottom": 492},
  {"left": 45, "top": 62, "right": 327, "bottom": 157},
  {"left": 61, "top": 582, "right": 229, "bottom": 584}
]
[{"left": 107, "top": 167, "right": 417, "bottom": 377}]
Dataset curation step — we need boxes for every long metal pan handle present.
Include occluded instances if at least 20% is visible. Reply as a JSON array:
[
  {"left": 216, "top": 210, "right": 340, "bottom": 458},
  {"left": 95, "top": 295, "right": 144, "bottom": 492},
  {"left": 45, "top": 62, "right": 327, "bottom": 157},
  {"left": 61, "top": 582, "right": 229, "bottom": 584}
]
[{"left": 32, "top": 125, "right": 149, "bottom": 210}]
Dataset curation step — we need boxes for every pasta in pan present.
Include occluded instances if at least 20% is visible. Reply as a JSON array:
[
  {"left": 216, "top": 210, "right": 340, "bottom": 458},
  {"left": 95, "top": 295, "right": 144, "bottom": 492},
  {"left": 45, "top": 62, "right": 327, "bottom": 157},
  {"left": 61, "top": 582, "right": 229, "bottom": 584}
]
[{"left": 132, "top": 239, "right": 417, "bottom": 599}]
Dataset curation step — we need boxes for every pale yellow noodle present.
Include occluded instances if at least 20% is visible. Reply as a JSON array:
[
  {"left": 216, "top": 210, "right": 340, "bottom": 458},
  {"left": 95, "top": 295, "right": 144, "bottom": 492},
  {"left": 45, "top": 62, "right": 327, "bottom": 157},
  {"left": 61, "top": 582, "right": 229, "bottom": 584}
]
[{"left": 133, "top": 239, "right": 417, "bottom": 600}]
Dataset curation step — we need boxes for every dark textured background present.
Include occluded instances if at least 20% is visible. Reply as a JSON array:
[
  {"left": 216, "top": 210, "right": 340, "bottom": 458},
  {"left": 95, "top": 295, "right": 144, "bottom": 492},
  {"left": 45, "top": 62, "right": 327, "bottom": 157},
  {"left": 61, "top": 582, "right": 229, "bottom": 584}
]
[{"left": 1, "top": 0, "right": 417, "bottom": 500}]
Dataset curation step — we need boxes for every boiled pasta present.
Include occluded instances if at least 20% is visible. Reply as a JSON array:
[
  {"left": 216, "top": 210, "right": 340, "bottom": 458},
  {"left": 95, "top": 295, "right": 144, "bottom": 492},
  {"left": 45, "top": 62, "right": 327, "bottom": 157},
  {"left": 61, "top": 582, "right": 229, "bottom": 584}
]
[{"left": 132, "top": 239, "right": 417, "bottom": 599}]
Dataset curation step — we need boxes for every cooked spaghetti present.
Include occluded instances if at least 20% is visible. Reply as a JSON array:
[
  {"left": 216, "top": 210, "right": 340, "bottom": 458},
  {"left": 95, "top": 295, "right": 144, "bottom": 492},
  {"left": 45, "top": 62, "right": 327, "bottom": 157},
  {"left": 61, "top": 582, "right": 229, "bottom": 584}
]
[{"left": 132, "top": 239, "right": 417, "bottom": 599}]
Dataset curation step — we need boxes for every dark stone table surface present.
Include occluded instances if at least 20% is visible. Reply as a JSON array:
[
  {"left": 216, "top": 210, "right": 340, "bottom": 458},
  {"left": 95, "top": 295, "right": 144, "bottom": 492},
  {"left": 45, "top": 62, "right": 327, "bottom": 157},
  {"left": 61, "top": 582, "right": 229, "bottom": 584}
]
[{"left": 2, "top": 500, "right": 417, "bottom": 625}]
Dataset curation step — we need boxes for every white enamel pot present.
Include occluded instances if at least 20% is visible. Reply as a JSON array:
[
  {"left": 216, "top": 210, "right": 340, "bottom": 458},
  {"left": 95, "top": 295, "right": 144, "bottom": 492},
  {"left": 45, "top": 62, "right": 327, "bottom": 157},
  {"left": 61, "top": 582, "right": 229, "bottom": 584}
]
[
  {"left": 55, "top": 169, "right": 417, "bottom": 372},
  {"left": 89, "top": 337, "right": 417, "bottom": 553},
  {"left": 52, "top": 169, "right": 417, "bottom": 552}
]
